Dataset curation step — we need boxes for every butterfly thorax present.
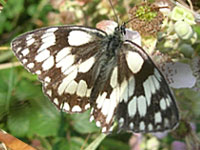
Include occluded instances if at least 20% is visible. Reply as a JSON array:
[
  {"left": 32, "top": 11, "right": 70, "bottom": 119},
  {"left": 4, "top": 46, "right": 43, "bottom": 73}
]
[
  {"left": 106, "top": 25, "right": 126, "bottom": 56},
  {"left": 90, "top": 25, "right": 126, "bottom": 105}
]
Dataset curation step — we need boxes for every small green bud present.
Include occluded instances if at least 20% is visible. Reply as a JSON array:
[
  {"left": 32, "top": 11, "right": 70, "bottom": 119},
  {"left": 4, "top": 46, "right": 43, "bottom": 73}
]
[{"left": 174, "top": 21, "right": 193, "bottom": 40}]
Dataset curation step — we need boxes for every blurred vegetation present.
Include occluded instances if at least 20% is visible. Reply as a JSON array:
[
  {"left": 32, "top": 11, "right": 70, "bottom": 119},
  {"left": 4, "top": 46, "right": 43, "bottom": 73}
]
[{"left": 0, "top": 0, "right": 200, "bottom": 150}]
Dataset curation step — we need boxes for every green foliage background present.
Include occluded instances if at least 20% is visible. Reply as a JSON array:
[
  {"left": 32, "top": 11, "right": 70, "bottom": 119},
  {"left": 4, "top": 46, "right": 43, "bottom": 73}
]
[{"left": 0, "top": 0, "right": 200, "bottom": 150}]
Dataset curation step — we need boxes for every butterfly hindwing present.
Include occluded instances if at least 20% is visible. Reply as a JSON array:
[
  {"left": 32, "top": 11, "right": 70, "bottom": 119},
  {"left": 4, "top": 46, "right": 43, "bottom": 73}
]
[
  {"left": 11, "top": 25, "right": 107, "bottom": 113},
  {"left": 116, "top": 41, "right": 179, "bottom": 132}
]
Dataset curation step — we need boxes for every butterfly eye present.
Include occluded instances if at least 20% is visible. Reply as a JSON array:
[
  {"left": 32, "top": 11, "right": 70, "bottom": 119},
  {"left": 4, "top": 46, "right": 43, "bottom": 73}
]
[
  {"left": 115, "top": 26, "right": 120, "bottom": 31},
  {"left": 121, "top": 26, "right": 126, "bottom": 35}
]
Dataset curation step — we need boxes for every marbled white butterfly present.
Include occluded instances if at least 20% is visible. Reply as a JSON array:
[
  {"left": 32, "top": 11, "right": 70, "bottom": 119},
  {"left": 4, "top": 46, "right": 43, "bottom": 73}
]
[{"left": 11, "top": 19, "right": 179, "bottom": 133}]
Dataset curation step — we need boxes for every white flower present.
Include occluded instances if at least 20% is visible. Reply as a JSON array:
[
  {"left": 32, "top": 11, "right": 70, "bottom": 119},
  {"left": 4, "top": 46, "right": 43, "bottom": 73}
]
[{"left": 158, "top": 62, "right": 196, "bottom": 89}]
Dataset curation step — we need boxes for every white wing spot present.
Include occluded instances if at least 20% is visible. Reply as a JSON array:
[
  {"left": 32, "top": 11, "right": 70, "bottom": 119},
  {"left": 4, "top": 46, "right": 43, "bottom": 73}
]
[
  {"left": 35, "top": 70, "right": 41, "bottom": 75},
  {"left": 56, "top": 47, "right": 71, "bottom": 63},
  {"left": 16, "top": 47, "right": 22, "bottom": 53},
  {"left": 58, "top": 69, "right": 77, "bottom": 95},
  {"left": 119, "top": 117, "right": 124, "bottom": 127},
  {"left": 154, "top": 68, "right": 162, "bottom": 81},
  {"left": 157, "top": 125, "right": 161, "bottom": 129},
  {"left": 86, "top": 88, "right": 92, "bottom": 97},
  {"left": 76, "top": 80, "right": 87, "bottom": 97},
  {"left": 65, "top": 80, "right": 78, "bottom": 94},
  {"left": 164, "top": 118, "right": 170, "bottom": 127},
  {"left": 102, "top": 127, "right": 107, "bottom": 133},
  {"left": 46, "top": 27, "right": 58, "bottom": 33},
  {"left": 129, "top": 122, "right": 134, "bottom": 129},
  {"left": 97, "top": 92, "right": 107, "bottom": 109},
  {"left": 139, "top": 121, "right": 145, "bottom": 130},
  {"left": 155, "top": 112, "right": 162, "bottom": 124},
  {"left": 44, "top": 76, "right": 51, "bottom": 82},
  {"left": 56, "top": 54, "right": 74, "bottom": 73},
  {"left": 160, "top": 98, "right": 167, "bottom": 110},
  {"left": 96, "top": 121, "right": 101, "bottom": 127},
  {"left": 143, "top": 77, "right": 151, "bottom": 106},
  {"left": 70, "top": 26, "right": 106, "bottom": 36},
  {"left": 21, "top": 48, "right": 29, "bottom": 56},
  {"left": 63, "top": 103, "right": 70, "bottom": 111},
  {"left": 72, "top": 105, "right": 82, "bottom": 112},
  {"left": 137, "top": 96, "right": 147, "bottom": 117},
  {"left": 128, "top": 76, "right": 135, "bottom": 98},
  {"left": 38, "top": 30, "right": 56, "bottom": 52},
  {"left": 42, "top": 56, "right": 54, "bottom": 70},
  {"left": 126, "top": 51, "right": 144, "bottom": 74},
  {"left": 27, "top": 63, "right": 34, "bottom": 69},
  {"left": 27, "top": 38, "right": 35, "bottom": 46},
  {"left": 68, "top": 30, "right": 93, "bottom": 46},
  {"left": 35, "top": 49, "right": 50, "bottom": 62},
  {"left": 152, "top": 75, "right": 160, "bottom": 90},
  {"left": 85, "top": 103, "right": 90, "bottom": 110},
  {"left": 22, "top": 59, "right": 28, "bottom": 64},
  {"left": 109, "top": 126, "right": 114, "bottom": 132},
  {"left": 149, "top": 76, "right": 156, "bottom": 94},
  {"left": 53, "top": 98, "right": 59, "bottom": 105},
  {"left": 101, "top": 98, "right": 110, "bottom": 116},
  {"left": 110, "top": 67, "right": 118, "bottom": 88},
  {"left": 148, "top": 123, "right": 153, "bottom": 131},
  {"left": 90, "top": 115, "right": 94, "bottom": 122},
  {"left": 128, "top": 96, "right": 137, "bottom": 117},
  {"left": 79, "top": 57, "right": 95, "bottom": 73},
  {"left": 46, "top": 90, "right": 52, "bottom": 97},
  {"left": 63, "top": 64, "right": 77, "bottom": 75},
  {"left": 167, "top": 95, "right": 172, "bottom": 106},
  {"left": 26, "top": 34, "right": 33, "bottom": 41},
  {"left": 120, "top": 79, "right": 128, "bottom": 103},
  {"left": 106, "top": 89, "right": 117, "bottom": 124}
]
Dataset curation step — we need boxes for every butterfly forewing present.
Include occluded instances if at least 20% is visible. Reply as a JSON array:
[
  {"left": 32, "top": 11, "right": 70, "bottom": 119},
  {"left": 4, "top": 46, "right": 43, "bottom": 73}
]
[
  {"left": 116, "top": 41, "right": 179, "bottom": 132},
  {"left": 11, "top": 26, "right": 107, "bottom": 113}
]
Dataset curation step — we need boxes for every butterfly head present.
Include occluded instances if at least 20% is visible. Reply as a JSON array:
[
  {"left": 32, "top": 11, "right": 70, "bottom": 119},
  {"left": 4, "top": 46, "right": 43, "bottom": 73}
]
[{"left": 115, "top": 23, "right": 126, "bottom": 35}]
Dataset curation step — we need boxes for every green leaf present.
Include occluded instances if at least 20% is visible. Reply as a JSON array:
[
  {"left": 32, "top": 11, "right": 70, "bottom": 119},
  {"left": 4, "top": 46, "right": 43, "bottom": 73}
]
[
  {"left": 193, "top": 25, "right": 200, "bottom": 37},
  {"left": 71, "top": 110, "right": 99, "bottom": 134},
  {"left": 53, "top": 137, "right": 69, "bottom": 150},
  {"left": 53, "top": 137, "right": 85, "bottom": 150},
  {"left": 0, "top": 51, "right": 14, "bottom": 63},
  {"left": 3, "top": 68, "right": 62, "bottom": 137},
  {"left": 5, "top": 0, "right": 24, "bottom": 19},
  {"left": 15, "top": 79, "right": 43, "bottom": 100},
  {"left": 7, "top": 106, "right": 30, "bottom": 137},
  {"left": 101, "top": 138, "right": 130, "bottom": 150},
  {"left": 176, "top": 89, "right": 200, "bottom": 117},
  {"left": 0, "top": 68, "right": 17, "bottom": 118},
  {"left": 27, "top": 96, "right": 61, "bottom": 137},
  {"left": 70, "top": 137, "right": 85, "bottom": 150},
  {"left": 85, "top": 133, "right": 107, "bottom": 150},
  {"left": 0, "top": 0, "right": 6, "bottom": 6}
]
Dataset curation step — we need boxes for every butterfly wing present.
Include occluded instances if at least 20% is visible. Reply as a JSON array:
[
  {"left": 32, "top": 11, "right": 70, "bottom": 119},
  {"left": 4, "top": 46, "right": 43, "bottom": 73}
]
[
  {"left": 11, "top": 25, "right": 107, "bottom": 113},
  {"left": 115, "top": 41, "right": 179, "bottom": 133},
  {"left": 11, "top": 24, "right": 179, "bottom": 133}
]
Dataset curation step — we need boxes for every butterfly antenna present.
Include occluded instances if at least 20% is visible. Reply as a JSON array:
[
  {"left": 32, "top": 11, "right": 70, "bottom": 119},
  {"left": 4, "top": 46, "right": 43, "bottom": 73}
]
[
  {"left": 108, "top": 0, "right": 119, "bottom": 24},
  {"left": 124, "top": 16, "right": 137, "bottom": 26}
]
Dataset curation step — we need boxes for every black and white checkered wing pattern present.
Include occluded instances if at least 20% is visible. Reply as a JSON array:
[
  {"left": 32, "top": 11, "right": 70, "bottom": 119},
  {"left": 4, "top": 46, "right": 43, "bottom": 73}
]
[
  {"left": 11, "top": 26, "right": 107, "bottom": 113},
  {"left": 116, "top": 41, "right": 179, "bottom": 133},
  {"left": 11, "top": 24, "right": 179, "bottom": 133}
]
